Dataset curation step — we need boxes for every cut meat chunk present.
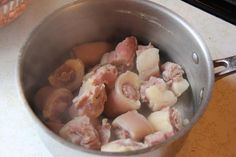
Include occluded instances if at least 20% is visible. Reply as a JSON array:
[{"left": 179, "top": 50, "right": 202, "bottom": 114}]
[
  {"left": 69, "top": 81, "right": 107, "bottom": 119},
  {"left": 101, "top": 139, "right": 148, "bottom": 152},
  {"left": 48, "top": 59, "right": 84, "bottom": 91},
  {"left": 100, "top": 36, "right": 137, "bottom": 68},
  {"left": 112, "top": 110, "right": 154, "bottom": 141},
  {"left": 136, "top": 48, "right": 160, "bottom": 80},
  {"left": 34, "top": 86, "right": 73, "bottom": 122},
  {"left": 148, "top": 107, "right": 182, "bottom": 135},
  {"left": 140, "top": 77, "right": 177, "bottom": 111},
  {"left": 161, "top": 62, "right": 184, "bottom": 82},
  {"left": 170, "top": 78, "right": 189, "bottom": 97},
  {"left": 161, "top": 62, "right": 189, "bottom": 97},
  {"left": 72, "top": 41, "right": 113, "bottom": 66},
  {"left": 146, "top": 85, "right": 177, "bottom": 111},
  {"left": 113, "top": 126, "right": 130, "bottom": 140},
  {"left": 104, "top": 71, "right": 141, "bottom": 118},
  {"left": 144, "top": 131, "right": 166, "bottom": 146},
  {"left": 59, "top": 116, "right": 101, "bottom": 150},
  {"left": 140, "top": 77, "right": 166, "bottom": 102},
  {"left": 83, "top": 64, "right": 118, "bottom": 89}
]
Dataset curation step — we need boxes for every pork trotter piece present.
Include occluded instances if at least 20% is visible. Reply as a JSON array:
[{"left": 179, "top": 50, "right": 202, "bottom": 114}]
[
  {"left": 144, "top": 131, "right": 166, "bottom": 146},
  {"left": 69, "top": 80, "right": 107, "bottom": 119},
  {"left": 140, "top": 77, "right": 177, "bottom": 111},
  {"left": 83, "top": 64, "right": 118, "bottom": 89},
  {"left": 48, "top": 59, "right": 84, "bottom": 91},
  {"left": 161, "top": 62, "right": 184, "bottom": 82},
  {"left": 148, "top": 107, "right": 182, "bottom": 137},
  {"left": 101, "top": 139, "right": 148, "bottom": 152},
  {"left": 136, "top": 47, "right": 160, "bottom": 80},
  {"left": 101, "top": 36, "right": 138, "bottom": 68},
  {"left": 35, "top": 86, "right": 73, "bottom": 122},
  {"left": 112, "top": 110, "right": 154, "bottom": 141},
  {"left": 104, "top": 71, "right": 141, "bottom": 118},
  {"left": 72, "top": 41, "right": 113, "bottom": 66},
  {"left": 59, "top": 116, "right": 101, "bottom": 150},
  {"left": 170, "top": 78, "right": 189, "bottom": 97},
  {"left": 161, "top": 62, "right": 189, "bottom": 97}
]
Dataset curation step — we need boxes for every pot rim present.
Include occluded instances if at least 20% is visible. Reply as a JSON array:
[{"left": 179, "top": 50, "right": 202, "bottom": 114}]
[{"left": 16, "top": 0, "right": 214, "bottom": 156}]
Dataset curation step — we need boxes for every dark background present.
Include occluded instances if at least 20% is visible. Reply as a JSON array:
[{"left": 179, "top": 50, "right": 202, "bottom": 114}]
[{"left": 182, "top": 0, "right": 236, "bottom": 25}]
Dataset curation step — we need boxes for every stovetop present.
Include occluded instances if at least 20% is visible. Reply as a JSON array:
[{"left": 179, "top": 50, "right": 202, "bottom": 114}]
[{"left": 182, "top": 0, "right": 236, "bottom": 25}]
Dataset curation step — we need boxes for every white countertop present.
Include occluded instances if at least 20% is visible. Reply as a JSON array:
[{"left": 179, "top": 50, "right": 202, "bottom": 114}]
[{"left": 0, "top": 0, "right": 235, "bottom": 157}]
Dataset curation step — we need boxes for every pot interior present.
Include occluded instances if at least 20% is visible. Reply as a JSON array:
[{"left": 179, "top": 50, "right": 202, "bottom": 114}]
[{"left": 19, "top": 0, "right": 214, "bottom": 154}]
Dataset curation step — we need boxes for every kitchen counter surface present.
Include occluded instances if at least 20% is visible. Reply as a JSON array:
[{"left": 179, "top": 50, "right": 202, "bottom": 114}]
[{"left": 0, "top": 0, "right": 235, "bottom": 157}]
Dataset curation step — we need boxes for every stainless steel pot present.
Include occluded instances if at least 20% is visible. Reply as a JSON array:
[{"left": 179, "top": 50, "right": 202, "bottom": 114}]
[{"left": 17, "top": 0, "right": 236, "bottom": 157}]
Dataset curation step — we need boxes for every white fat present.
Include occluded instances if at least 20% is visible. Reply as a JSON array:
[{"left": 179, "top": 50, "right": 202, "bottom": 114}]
[
  {"left": 146, "top": 85, "right": 177, "bottom": 111},
  {"left": 171, "top": 78, "right": 189, "bottom": 97},
  {"left": 101, "top": 139, "right": 147, "bottom": 152},
  {"left": 148, "top": 110, "right": 173, "bottom": 133},
  {"left": 136, "top": 48, "right": 160, "bottom": 79}
]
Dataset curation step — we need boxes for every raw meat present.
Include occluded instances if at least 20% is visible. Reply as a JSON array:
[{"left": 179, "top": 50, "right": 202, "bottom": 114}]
[
  {"left": 72, "top": 41, "right": 113, "bottom": 66},
  {"left": 136, "top": 47, "right": 160, "bottom": 80},
  {"left": 83, "top": 64, "right": 118, "bottom": 89},
  {"left": 69, "top": 81, "right": 107, "bottom": 119},
  {"left": 148, "top": 107, "right": 182, "bottom": 136},
  {"left": 140, "top": 77, "right": 177, "bottom": 111},
  {"left": 59, "top": 116, "right": 101, "bottom": 150},
  {"left": 96, "top": 119, "right": 112, "bottom": 145},
  {"left": 161, "top": 62, "right": 184, "bottom": 82},
  {"left": 48, "top": 59, "right": 84, "bottom": 91},
  {"left": 170, "top": 78, "right": 189, "bottom": 97},
  {"left": 112, "top": 110, "right": 154, "bottom": 141},
  {"left": 144, "top": 131, "right": 166, "bottom": 146},
  {"left": 104, "top": 71, "right": 141, "bottom": 118},
  {"left": 35, "top": 86, "right": 73, "bottom": 122},
  {"left": 101, "top": 36, "right": 137, "bottom": 69},
  {"left": 101, "top": 139, "right": 148, "bottom": 152}
]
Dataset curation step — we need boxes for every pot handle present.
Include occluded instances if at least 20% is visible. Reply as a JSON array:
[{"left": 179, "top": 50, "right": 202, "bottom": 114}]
[{"left": 213, "top": 55, "right": 236, "bottom": 81}]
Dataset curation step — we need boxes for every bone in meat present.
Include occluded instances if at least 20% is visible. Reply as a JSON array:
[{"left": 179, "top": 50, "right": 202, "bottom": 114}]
[
  {"left": 34, "top": 86, "right": 73, "bottom": 122},
  {"left": 48, "top": 58, "right": 85, "bottom": 91},
  {"left": 83, "top": 64, "right": 118, "bottom": 89},
  {"left": 69, "top": 80, "right": 107, "bottom": 119},
  {"left": 100, "top": 36, "right": 137, "bottom": 69},
  {"left": 59, "top": 116, "right": 101, "bottom": 150},
  {"left": 104, "top": 71, "right": 141, "bottom": 118},
  {"left": 112, "top": 110, "right": 154, "bottom": 141}
]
